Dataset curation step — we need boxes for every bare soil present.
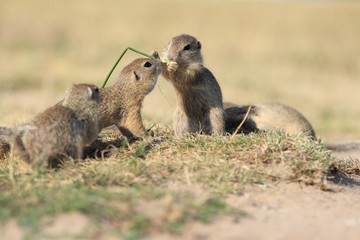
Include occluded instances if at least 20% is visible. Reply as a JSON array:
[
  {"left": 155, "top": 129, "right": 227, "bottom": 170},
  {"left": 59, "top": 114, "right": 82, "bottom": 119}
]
[{"left": 180, "top": 181, "right": 360, "bottom": 240}]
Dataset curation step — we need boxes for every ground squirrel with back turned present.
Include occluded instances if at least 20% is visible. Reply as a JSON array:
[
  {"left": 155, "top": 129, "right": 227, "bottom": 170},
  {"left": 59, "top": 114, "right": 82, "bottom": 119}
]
[
  {"left": 161, "top": 34, "right": 225, "bottom": 136},
  {"left": 224, "top": 102, "right": 316, "bottom": 139},
  {"left": 2, "top": 84, "right": 101, "bottom": 167},
  {"left": 98, "top": 56, "right": 162, "bottom": 140}
]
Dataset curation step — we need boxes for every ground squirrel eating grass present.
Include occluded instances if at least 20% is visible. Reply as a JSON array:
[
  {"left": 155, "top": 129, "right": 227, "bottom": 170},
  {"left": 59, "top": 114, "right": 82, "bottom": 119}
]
[
  {"left": 224, "top": 102, "right": 316, "bottom": 139},
  {"left": 161, "top": 34, "right": 225, "bottom": 136},
  {"left": 1, "top": 84, "right": 101, "bottom": 167},
  {"left": 98, "top": 56, "right": 162, "bottom": 140}
]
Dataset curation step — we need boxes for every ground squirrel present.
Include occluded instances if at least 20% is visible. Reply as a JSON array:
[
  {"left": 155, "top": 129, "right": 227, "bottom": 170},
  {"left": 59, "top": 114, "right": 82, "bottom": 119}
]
[
  {"left": 224, "top": 102, "right": 316, "bottom": 139},
  {"left": 98, "top": 57, "right": 162, "bottom": 140},
  {"left": 2, "top": 84, "right": 101, "bottom": 167},
  {"left": 161, "top": 34, "right": 225, "bottom": 136}
]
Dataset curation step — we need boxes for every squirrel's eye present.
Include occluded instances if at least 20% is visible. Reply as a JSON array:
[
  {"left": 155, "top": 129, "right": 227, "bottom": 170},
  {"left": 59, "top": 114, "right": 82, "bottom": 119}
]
[
  {"left": 94, "top": 87, "right": 99, "bottom": 94},
  {"left": 144, "top": 61, "right": 152, "bottom": 68},
  {"left": 183, "top": 44, "right": 191, "bottom": 51}
]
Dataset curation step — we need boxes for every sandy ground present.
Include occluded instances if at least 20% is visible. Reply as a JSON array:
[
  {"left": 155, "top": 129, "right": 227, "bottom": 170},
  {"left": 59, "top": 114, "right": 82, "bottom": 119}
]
[{"left": 182, "top": 181, "right": 360, "bottom": 240}]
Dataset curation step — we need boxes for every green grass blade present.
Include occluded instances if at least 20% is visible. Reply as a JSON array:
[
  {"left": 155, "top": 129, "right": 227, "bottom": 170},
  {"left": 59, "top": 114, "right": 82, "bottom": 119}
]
[{"left": 101, "top": 47, "right": 155, "bottom": 88}]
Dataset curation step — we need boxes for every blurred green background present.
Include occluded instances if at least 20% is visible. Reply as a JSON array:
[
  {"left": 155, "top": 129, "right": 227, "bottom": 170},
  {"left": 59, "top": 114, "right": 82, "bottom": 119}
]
[{"left": 0, "top": 0, "right": 359, "bottom": 140}]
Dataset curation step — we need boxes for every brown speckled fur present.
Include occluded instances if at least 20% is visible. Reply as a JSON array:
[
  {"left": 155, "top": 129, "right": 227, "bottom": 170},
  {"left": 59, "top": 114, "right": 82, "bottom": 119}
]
[
  {"left": 98, "top": 57, "right": 162, "bottom": 140},
  {"left": 162, "top": 34, "right": 225, "bottom": 136},
  {"left": 11, "top": 84, "right": 101, "bottom": 167},
  {"left": 224, "top": 101, "right": 316, "bottom": 139}
]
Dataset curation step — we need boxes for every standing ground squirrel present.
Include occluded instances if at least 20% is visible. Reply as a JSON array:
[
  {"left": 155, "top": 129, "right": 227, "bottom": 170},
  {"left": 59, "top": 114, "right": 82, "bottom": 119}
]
[
  {"left": 161, "top": 34, "right": 225, "bottom": 136},
  {"left": 224, "top": 102, "right": 316, "bottom": 139},
  {"left": 98, "top": 57, "right": 162, "bottom": 140},
  {"left": 3, "top": 84, "right": 101, "bottom": 167}
]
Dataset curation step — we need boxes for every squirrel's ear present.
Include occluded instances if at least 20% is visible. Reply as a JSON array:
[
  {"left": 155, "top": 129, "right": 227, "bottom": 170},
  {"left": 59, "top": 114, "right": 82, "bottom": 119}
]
[
  {"left": 87, "top": 87, "right": 93, "bottom": 99},
  {"left": 88, "top": 86, "right": 100, "bottom": 100},
  {"left": 197, "top": 41, "right": 202, "bottom": 49},
  {"left": 65, "top": 88, "right": 70, "bottom": 98},
  {"left": 64, "top": 85, "right": 73, "bottom": 99},
  {"left": 133, "top": 70, "right": 140, "bottom": 81},
  {"left": 151, "top": 50, "right": 160, "bottom": 59}
]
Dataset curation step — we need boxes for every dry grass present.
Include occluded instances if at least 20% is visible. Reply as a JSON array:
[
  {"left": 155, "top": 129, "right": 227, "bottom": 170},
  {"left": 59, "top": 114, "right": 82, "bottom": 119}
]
[{"left": 337, "top": 157, "right": 360, "bottom": 175}]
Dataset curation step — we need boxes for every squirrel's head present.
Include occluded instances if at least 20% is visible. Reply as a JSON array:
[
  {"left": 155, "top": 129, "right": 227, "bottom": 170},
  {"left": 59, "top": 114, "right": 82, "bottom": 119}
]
[
  {"left": 164, "top": 34, "right": 203, "bottom": 67},
  {"left": 119, "top": 57, "right": 162, "bottom": 96},
  {"left": 64, "top": 84, "right": 101, "bottom": 106}
]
